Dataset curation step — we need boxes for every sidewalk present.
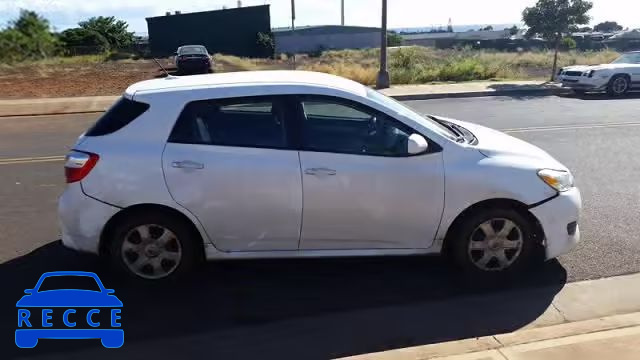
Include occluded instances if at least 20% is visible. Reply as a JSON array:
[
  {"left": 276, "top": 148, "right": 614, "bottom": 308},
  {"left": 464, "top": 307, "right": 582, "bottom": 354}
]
[
  {"left": 0, "top": 81, "right": 566, "bottom": 117},
  {"left": 340, "top": 314, "right": 640, "bottom": 360}
]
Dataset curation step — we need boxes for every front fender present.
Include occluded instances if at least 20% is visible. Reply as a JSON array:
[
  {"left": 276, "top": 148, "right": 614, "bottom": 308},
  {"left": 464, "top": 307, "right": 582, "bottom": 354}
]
[{"left": 435, "top": 150, "right": 557, "bottom": 242}]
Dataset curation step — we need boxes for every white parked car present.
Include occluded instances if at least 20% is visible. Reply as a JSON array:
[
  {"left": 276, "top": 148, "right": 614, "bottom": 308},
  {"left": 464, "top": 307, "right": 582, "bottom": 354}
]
[
  {"left": 557, "top": 51, "right": 640, "bottom": 96},
  {"left": 59, "top": 71, "right": 581, "bottom": 281}
]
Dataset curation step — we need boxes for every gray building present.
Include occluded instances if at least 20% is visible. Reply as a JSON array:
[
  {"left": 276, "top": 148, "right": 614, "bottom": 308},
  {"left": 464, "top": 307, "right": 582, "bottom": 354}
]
[
  {"left": 274, "top": 25, "right": 381, "bottom": 54},
  {"left": 403, "top": 29, "right": 516, "bottom": 47},
  {"left": 146, "top": 5, "right": 272, "bottom": 57}
]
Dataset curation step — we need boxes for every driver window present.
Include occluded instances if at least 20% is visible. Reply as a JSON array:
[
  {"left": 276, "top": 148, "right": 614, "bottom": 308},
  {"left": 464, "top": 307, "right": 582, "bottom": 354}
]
[{"left": 301, "top": 97, "right": 411, "bottom": 156}]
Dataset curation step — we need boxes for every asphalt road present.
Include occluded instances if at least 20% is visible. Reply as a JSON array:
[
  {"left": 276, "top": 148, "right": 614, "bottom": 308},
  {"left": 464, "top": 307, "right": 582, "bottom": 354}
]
[{"left": 1, "top": 94, "right": 640, "bottom": 358}]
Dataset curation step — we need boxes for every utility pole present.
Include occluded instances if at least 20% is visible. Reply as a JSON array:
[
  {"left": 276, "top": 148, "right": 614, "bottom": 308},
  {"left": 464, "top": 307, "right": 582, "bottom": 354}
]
[
  {"left": 376, "top": 0, "right": 390, "bottom": 89},
  {"left": 341, "top": 0, "right": 345, "bottom": 26},
  {"left": 291, "top": 0, "right": 296, "bottom": 69}
]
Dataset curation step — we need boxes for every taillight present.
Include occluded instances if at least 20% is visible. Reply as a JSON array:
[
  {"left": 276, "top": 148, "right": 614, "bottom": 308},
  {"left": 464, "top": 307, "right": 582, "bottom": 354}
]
[{"left": 65, "top": 150, "right": 99, "bottom": 183}]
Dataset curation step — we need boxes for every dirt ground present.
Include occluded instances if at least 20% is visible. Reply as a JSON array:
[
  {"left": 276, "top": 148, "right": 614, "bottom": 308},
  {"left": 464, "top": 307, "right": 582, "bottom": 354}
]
[
  {"left": 0, "top": 57, "right": 292, "bottom": 99},
  {"left": 0, "top": 59, "right": 174, "bottom": 99}
]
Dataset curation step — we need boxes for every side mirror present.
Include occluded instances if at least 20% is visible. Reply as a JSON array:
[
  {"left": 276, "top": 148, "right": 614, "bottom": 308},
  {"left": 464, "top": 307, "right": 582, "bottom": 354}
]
[
  {"left": 24, "top": 289, "right": 33, "bottom": 295},
  {"left": 408, "top": 133, "right": 428, "bottom": 155},
  {"left": 105, "top": 289, "right": 116, "bottom": 294}
]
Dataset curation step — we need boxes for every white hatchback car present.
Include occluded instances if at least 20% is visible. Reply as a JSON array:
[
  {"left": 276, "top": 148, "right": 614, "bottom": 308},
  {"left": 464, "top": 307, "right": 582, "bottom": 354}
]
[{"left": 59, "top": 71, "right": 581, "bottom": 281}]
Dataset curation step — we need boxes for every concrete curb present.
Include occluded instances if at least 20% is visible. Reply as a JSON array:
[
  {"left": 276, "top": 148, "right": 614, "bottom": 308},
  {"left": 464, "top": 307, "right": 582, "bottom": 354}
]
[
  {"left": 388, "top": 88, "right": 570, "bottom": 101},
  {"left": 0, "top": 87, "right": 569, "bottom": 118},
  {"left": 0, "top": 96, "right": 119, "bottom": 118},
  {"left": 340, "top": 273, "right": 640, "bottom": 360}
]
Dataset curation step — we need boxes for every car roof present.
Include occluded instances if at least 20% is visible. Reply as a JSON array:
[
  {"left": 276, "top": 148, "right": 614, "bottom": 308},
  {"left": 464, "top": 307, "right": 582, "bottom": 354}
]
[
  {"left": 178, "top": 45, "right": 206, "bottom": 50},
  {"left": 125, "top": 71, "right": 368, "bottom": 97}
]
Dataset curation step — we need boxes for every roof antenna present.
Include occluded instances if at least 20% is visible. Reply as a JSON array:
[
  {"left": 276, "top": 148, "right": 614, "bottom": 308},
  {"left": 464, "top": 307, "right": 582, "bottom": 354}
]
[{"left": 153, "top": 58, "right": 174, "bottom": 78}]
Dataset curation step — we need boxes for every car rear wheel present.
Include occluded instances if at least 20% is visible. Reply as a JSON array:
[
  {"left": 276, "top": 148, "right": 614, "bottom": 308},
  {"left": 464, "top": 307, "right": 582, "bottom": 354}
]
[
  {"left": 109, "top": 211, "right": 199, "bottom": 281},
  {"left": 449, "top": 208, "right": 537, "bottom": 278},
  {"left": 607, "top": 75, "right": 630, "bottom": 97}
]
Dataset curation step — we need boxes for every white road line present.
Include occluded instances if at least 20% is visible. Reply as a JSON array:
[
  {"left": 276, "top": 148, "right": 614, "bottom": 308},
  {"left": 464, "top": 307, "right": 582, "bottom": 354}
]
[{"left": 503, "top": 122, "right": 640, "bottom": 133}]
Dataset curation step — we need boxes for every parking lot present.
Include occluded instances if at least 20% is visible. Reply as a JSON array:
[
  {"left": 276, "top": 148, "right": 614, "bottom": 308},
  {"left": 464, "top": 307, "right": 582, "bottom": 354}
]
[{"left": 2, "top": 93, "right": 640, "bottom": 358}]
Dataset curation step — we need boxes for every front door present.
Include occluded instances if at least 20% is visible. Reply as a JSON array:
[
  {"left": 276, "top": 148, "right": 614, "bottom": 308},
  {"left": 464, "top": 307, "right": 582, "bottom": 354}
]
[
  {"left": 162, "top": 96, "right": 302, "bottom": 252},
  {"left": 296, "top": 96, "right": 445, "bottom": 250}
]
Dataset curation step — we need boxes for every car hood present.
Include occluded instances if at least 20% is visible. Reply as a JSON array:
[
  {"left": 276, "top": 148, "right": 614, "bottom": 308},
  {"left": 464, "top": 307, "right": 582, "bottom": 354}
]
[
  {"left": 435, "top": 116, "right": 567, "bottom": 170},
  {"left": 563, "top": 63, "right": 636, "bottom": 72},
  {"left": 16, "top": 290, "right": 123, "bottom": 307}
]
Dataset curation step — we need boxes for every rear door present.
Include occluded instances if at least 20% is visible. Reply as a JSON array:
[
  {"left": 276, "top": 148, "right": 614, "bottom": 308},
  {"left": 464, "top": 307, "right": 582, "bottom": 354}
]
[{"left": 162, "top": 96, "right": 303, "bottom": 252}]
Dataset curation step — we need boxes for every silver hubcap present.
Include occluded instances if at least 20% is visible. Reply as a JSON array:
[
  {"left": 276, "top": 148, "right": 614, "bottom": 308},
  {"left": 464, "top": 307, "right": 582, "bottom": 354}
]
[
  {"left": 613, "top": 77, "right": 628, "bottom": 94},
  {"left": 121, "top": 224, "right": 182, "bottom": 279},
  {"left": 468, "top": 218, "right": 524, "bottom": 272}
]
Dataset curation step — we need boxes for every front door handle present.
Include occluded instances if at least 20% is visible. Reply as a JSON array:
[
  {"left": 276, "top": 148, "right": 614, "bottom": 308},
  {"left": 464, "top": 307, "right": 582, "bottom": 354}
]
[
  {"left": 304, "top": 167, "right": 337, "bottom": 176},
  {"left": 172, "top": 160, "right": 204, "bottom": 170}
]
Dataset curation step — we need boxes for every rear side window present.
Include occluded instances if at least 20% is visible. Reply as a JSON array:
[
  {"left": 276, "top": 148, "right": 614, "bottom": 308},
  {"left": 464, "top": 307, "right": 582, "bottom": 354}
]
[
  {"left": 85, "top": 97, "right": 150, "bottom": 136},
  {"left": 169, "top": 96, "right": 289, "bottom": 149}
]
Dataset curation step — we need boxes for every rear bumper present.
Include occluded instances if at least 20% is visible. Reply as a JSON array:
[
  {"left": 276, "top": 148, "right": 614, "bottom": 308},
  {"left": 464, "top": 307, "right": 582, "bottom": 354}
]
[
  {"left": 177, "top": 61, "right": 211, "bottom": 72},
  {"left": 530, "top": 187, "right": 582, "bottom": 260},
  {"left": 58, "top": 183, "right": 119, "bottom": 254}
]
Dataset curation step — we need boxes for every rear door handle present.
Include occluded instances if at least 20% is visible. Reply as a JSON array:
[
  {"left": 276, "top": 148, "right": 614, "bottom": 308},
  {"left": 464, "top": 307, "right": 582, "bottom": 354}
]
[
  {"left": 172, "top": 160, "right": 204, "bottom": 170},
  {"left": 304, "top": 167, "right": 337, "bottom": 176}
]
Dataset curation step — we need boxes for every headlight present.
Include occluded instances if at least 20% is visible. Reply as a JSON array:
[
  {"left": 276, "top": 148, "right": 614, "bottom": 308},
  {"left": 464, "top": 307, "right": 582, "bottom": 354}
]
[{"left": 537, "top": 169, "right": 574, "bottom": 192}]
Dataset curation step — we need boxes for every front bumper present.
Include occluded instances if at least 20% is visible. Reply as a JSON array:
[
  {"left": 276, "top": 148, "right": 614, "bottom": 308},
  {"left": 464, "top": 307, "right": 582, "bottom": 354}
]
[
  {"left": 58, "top": 183, "right": 120, "bottom": 254},
  {"left": 529, "top": 187, "right": 582, "bottom": 260},
  {"left": 556, "top": 76, "right": 608, "bottom": 90}
]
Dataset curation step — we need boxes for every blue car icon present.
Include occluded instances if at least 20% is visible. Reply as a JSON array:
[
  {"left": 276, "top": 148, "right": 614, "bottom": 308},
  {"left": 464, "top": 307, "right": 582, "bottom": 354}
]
[{"left": 16, "top": 271, "right": 123, "bottom": 348}]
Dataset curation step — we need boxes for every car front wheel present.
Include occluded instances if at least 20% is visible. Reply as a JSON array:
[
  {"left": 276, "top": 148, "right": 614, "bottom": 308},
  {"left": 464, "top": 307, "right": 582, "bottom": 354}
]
[
  {"left": 449, "top": 208, "right": 538, "bottom": 277},
  {"left": 607, "top": 75, "right": 630, "bottom": 97}
]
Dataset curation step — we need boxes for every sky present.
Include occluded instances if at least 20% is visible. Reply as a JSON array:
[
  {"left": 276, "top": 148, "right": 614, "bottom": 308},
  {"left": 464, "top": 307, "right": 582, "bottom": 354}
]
[{"left": 0, "top": 0, "right": 639, "bottom": 34}]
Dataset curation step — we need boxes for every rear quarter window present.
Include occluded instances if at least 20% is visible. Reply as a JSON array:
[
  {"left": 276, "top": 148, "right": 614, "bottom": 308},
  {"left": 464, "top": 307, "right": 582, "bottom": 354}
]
[{"left": 85, "top": 97, "right": 150, "bottom": 136}]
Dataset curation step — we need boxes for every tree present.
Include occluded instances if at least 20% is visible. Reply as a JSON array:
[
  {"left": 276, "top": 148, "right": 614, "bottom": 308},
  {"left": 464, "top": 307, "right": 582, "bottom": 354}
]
[
  {"left": 59, "top": 28, "right": 110, "bottom": 54},
  {"left": 523, "top": 0, "right": 593, "bottom": 80},
  {"left": 256, "top": 32, "right": 275, "bottom": 57},
  {"left": 506, "top": 25, "right": 519, "bottom": 36},
  {"left": 593, "top": 21, "right": 623, "bottom": 33},
  {"left": 479, "top": 25, "right": 494, "bottom": 31},
  {"left": 0, "top": 9, "right": 59, "bottom": 61},
  {"left": 562, "top": 36, "right": 577, "bottom": 49},
  {"left": 78, "top": 16, "right": 134, "bottom": 50},
  {"left": 387, "top": 31, "right": 403, "bottom": 46}
]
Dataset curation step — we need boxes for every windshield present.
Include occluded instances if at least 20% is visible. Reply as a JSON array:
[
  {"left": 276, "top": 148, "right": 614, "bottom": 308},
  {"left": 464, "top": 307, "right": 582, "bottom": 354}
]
[
  {"left": 179, "top": 46, "right": 208, "bottom": 55},
  {"left": 366, "top": 88, "right": 459, "bottom": 141},
  {"left": 37, "top": 275, "right": 102, "bottom": 292},
  {"left": 612, "top": 53, "right": 640, "bottom": 64}
]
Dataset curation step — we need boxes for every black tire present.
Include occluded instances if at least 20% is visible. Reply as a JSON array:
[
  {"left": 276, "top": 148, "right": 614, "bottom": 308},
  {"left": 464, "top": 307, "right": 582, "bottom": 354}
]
[
  {"left": 607, "top": 74, "right": 630, "bottom": 97},
  {"left": 449, "top": 208, "right": 537, "bottom": 279},
  {"left": 108, "top": 211, "right": 200, "bottom": 282}
]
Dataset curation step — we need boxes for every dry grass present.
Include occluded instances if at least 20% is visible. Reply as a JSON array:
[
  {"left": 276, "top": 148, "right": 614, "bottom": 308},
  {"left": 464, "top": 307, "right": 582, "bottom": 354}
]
[
  {"left": 209, "top": 47, "right": 620, "bottom": 84},
  {"left": 301, "top": 63, "right": 378, "bottom": 85}
]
